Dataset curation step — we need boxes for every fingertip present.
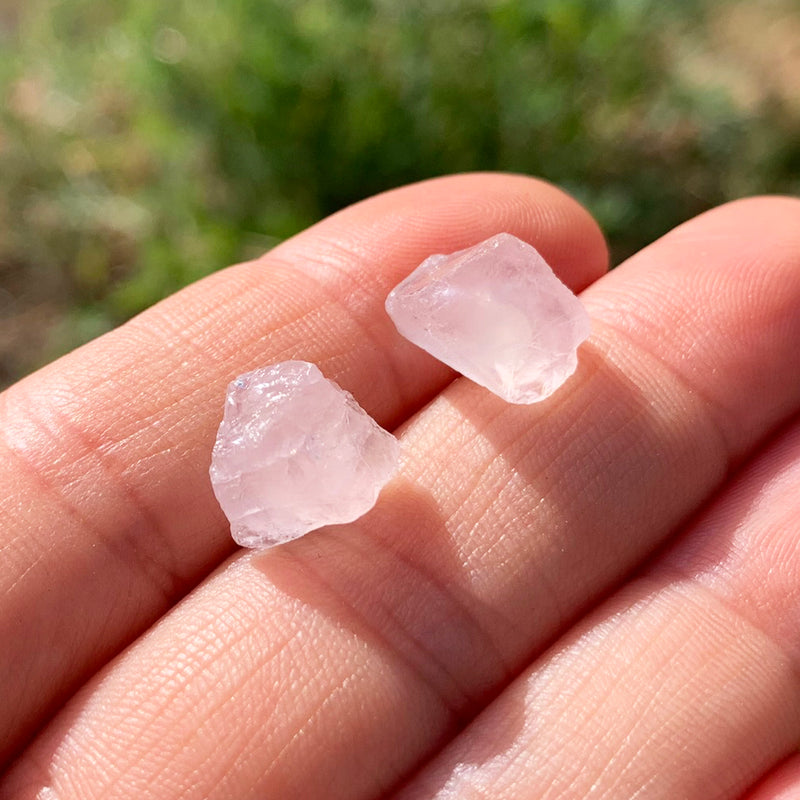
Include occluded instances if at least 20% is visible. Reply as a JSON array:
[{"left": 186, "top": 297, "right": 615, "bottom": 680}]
[
  {"left": 663, "top": 194, "right": 800, "bottom": 248},
  {"left": 273, "top": 172, "right": 609, "bottom": 293}
]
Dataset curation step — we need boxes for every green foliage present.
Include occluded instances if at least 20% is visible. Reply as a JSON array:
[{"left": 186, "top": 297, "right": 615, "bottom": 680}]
[{"left": 0, "top": 0, "right": 798, "bottom": 378}]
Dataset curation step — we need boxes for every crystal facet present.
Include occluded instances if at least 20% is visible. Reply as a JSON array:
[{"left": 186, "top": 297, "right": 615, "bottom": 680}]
[
  {"left": 210, "top": 361, "right": 399, "bottom": 549},
  {"left": 385, "top": 233, "right": 591, "bottom": 404}
]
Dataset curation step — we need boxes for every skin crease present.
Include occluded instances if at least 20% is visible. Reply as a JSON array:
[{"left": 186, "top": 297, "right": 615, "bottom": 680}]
[
  {"left": 0, "top": 176, "right": 799, "bottom": 800},
  {"left": 0, "top": 173, "right": 606, "bottom": 766},
  {"left": 746, "top": 756, "right": 800, "bottom": 800},
  {"left": 395, "top": 417, "right": 800, "bottom": 799}
]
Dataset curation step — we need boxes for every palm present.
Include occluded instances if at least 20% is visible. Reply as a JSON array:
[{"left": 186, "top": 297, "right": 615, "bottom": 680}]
[{"left": 1, "top": 174, "right": 799, "bottom": 800}]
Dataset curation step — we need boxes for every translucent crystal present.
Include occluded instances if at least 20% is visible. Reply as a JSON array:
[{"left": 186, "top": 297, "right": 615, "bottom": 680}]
[
  {"left": 210, "top": 361, "right": 399, "bottom": 549},
  {"left": 385, "top": 233, "right": 591, "bottom": 404}
]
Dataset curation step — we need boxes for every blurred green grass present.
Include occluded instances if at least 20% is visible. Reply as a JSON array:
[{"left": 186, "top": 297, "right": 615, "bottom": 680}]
[{"left": 1, "top": 0, "right": 798, "bottom": 386}]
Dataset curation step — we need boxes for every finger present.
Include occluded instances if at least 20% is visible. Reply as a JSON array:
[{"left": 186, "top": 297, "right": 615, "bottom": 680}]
[
  {"left": 745, "top": 756, "right": 800, "bottom": 800},
  {"left": 393, "top": 417, "right": 800, "bottom": 800},
  {"left": 0, "top": 173, "right": 608, "bottom": 765},
  {"left": 4, "top": 197, "right": 800, "bottom": 799}
]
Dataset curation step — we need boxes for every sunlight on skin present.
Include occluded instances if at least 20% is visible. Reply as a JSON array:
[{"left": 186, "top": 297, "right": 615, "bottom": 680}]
[
  {"left": 0, "top": 174, "right": 608, "bottom": 768},
  {"left": 397, "top": 581, "right": 800, "bottom": 799},
  {"left": 1, "top": 184, "right": 800, "bottom": 800},
  {"left": 397, "top": 418, "right": 800, "bottom": 799}
]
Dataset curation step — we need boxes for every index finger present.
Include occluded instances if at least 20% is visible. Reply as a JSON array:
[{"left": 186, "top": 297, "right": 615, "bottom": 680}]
[{"left": 0, "top": 172, "right": 608, "bottom": 764}]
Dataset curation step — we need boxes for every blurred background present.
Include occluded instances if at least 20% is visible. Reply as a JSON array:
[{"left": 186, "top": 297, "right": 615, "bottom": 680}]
[{"left": 0, "top": 0, "right": 798, "bottom": 387}]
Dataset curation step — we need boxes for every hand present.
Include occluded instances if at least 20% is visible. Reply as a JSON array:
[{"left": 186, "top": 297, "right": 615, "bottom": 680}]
[{"left": 1, "top": 174, "right": 799, "bottom": 800}]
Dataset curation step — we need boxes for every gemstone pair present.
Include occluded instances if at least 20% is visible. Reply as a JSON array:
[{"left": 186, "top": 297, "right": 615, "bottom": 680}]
[{"left": 210, "top": 233, "right": 590, "bottom": 549}]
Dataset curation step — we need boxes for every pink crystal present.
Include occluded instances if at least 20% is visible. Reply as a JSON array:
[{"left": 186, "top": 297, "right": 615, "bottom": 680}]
[
  {"left": 385, "top": 233, "right": 590, "bottom": 404},
  {"left": 210, "top": 361, "right": 399, "bottom": 549}
]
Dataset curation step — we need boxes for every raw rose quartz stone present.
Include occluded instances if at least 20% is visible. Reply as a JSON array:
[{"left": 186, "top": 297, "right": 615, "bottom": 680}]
[
  {"left": 385, "top": 233, "right": 590, "bottom": 404},
  {"left": 210, "top": 361, "right": 399, "bottom": 549}
]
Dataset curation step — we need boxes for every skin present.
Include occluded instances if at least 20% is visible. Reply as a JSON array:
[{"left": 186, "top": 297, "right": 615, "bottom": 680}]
[{"left": 0, "top": 173, "right": 799, "bottom": 799}]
